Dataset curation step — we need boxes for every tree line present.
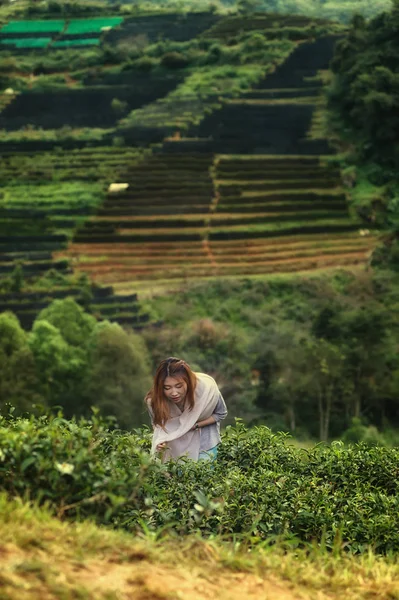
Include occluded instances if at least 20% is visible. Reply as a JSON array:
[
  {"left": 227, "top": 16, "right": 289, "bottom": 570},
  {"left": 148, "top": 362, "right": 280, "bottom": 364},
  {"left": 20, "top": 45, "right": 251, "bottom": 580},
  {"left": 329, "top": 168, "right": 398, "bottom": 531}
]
[
  {"left": 235, "top": 0, "right": 392, "bottom": 22},
  {"left": 0, "top": 298, "right": 152, "bottom": 428},
  {"left": 328, "top": 0, "right": 399, "bottom": 269},
  {"left": 2, "top": 270, "right": 399, "bottom": 442}
]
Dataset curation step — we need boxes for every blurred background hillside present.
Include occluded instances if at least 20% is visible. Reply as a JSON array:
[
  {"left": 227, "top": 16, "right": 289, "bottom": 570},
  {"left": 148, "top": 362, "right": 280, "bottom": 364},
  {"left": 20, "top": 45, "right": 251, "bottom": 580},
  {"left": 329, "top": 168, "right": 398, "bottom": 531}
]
[{"left": 1, "top": 0, "right": 399, "bottom": 446}]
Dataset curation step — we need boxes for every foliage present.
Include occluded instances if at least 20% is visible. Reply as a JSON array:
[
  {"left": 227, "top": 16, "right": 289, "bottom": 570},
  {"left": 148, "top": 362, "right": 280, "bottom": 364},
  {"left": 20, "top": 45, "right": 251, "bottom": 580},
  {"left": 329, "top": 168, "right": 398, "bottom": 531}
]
[
  {"left": 9, "top": 262, "right": 24, "bottom": 294},
  {"left": 84, "top": 321, "right": 152, "bottom": 428},
  {"left": 0, "top": 299, "right": 153, "bottom": 428},
  {"left": 2, "top": 414, "right": 399, "bottom": 554},
  {"left": 144, "top": 270, "right": 399, "bottom": 439},
  {"left": 329, "top": 9, "right": 399, "bottom": 171},
  {"left": 28, "top": 318, "right": 88, "bottom": 415},
  {"left": 0, "top": 313, "right": 41, "bottom": 413},
  {"left": 160, "top": 51, "right": 190, "bottom": 69},
  {"left": 326, "top": 2, "right": 399, "bottom": 265},
  {"left": 2, "top": 268, "right": 399, "bottom": 440},
  {"left": 235, "top": 0, "right": 391, "bottom": 22},
  {"left": 36, "top": 297, "right": 97, "bottom": 348}
]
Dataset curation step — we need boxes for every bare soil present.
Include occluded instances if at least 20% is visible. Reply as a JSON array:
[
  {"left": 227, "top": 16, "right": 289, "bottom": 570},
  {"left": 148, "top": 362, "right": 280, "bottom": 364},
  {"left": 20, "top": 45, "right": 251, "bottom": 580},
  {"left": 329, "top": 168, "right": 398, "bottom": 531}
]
[{"left": 0, "top": 542, "right": 326, "bottom": 600}]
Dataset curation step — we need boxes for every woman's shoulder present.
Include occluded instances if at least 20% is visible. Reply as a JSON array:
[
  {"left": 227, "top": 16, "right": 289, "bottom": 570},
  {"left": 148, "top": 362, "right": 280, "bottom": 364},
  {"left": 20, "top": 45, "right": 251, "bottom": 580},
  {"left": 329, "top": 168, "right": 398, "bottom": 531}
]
[
  {"left": 194, "top": 372, "right": 218, "bottom": 390},
  {"left": 195, "top": 371, "right": 215, "bottom": 383}
]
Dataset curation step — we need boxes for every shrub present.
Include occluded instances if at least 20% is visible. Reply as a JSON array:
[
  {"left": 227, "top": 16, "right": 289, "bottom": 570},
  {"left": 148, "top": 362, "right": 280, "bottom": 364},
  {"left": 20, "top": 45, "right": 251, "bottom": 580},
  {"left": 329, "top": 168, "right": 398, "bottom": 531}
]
[
  {"left": 204, "top": 43, "right": 223, "bottom": 64},
  {"left": 341, "top": 417, "right": 386, "bottom": 446},
  {"left": 84, "top": 322, "right": 152, "bottom": 429},
  {"left": 243, "top": 32, "right": 267, "bottom": 51},
  {"left": 160, "top": 52, "right": 190, "bottom": 69},
  {"left": 9, "top": 263, "right": 24, "bottom": 294},
  {"left": 2, "top": 416, "right": 399, "bottom": 553},
  {"left": 133, "top": 56, "right": 158, "bottom": 72},
  {"left": 111, "top": 98, "right": 128, "bottom": 114},
  {"left": 0, "top": 314, "right": 41, "bottom": 413}
]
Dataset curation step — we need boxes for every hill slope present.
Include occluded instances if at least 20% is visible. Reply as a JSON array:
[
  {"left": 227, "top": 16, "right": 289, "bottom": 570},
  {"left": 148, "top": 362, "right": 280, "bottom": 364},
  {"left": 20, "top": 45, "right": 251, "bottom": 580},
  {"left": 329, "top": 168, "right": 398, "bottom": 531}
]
[{"left": 60, "top": 36, "right": 376, "bottom": 284}]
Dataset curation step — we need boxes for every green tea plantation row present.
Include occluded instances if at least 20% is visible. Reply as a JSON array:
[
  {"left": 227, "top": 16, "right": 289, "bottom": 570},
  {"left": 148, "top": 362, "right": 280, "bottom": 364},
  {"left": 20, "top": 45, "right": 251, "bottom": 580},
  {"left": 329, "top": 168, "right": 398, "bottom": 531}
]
[{"left": 1, "top": 414, "right": 398, "bottom": 554}]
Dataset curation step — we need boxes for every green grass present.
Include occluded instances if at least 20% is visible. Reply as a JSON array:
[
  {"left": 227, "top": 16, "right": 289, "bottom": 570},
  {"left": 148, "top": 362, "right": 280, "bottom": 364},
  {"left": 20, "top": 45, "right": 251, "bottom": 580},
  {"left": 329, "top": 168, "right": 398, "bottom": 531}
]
[
  {"left": 0, "top": 37, "right": 51, "bottom": 48},
  {"left": 0, "top": 148, "right": 149, "bottom": 184},
  {"left": 0, "top": 127, "right": 113, "bottom": 142},
  {"left": 0, "top": 19, "right": 65, "bottom": 33},
  {"left": 207, "top": 218, "right": 360, "bottom": 233},
  {"left": 65, "top": 17, "right": 123, "bottom": 35},
  {"left": 52, "top": 38, "right": 100, "bottom": 48},
  {"left": 0, "top": 182, "right": 105, "bottom": 210}
]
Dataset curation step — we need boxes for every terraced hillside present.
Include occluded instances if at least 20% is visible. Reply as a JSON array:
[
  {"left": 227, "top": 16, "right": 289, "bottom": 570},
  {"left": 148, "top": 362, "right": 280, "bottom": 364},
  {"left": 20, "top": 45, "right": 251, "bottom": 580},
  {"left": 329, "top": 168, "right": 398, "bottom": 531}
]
[
  {"left": 65, "top": 152, "right": 216, "bottom": 282},
  {"left": 207, "top": 156, "right": 373, "bottom": 275},
  {"left": 61, "top": 35, "right": 376, "bottom": 284},
  {"left": 64, "top": 151, "right": 374, "bottom": 283},
  {"left": 0, "top": 77, "right": 183, "bottom": 131},
  {"left": 190, "top": 36, "right": 336, "bottom": 155},
  {"left": 0, "top": 144, "right": 153, "bottom": 328},
  {"left": 0, "top": 286, "right": 149, "bottom": 330},
  {"left": 105, "top": 12, "right": 220, "bottom": 44},
  {"left": 0, "top": 11, "right": 377, "bottom": 295}
]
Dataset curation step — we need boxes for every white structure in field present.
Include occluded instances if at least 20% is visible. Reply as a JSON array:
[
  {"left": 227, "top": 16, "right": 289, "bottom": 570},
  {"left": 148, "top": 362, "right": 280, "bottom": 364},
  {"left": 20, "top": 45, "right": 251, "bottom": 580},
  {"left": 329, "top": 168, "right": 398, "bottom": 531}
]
[{"left": 108, "top": 183, "right": 129, "bottom": 193}]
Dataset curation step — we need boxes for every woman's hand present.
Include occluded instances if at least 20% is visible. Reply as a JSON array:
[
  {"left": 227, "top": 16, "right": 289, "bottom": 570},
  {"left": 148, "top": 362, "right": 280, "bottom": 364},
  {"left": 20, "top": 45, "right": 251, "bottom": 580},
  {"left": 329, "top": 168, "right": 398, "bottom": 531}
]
[
  {"left": 156, "top": 442, "right": 167, "bottom": 452},
  {"left": 192, "top": 416, "right": 216, "bottom": 430}
]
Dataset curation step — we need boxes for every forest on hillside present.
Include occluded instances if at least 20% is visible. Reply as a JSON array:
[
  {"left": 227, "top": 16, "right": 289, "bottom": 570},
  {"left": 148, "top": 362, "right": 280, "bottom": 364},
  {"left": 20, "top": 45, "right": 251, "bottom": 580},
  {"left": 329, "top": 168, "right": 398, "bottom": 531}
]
[
  {"left": 328, "top": 0, "right": 399, "bottom": 267},
  {"left": 231, "top": 0, "right": 392, "bottom": 22},
  {"left": 1, "top": 0, "right": 393, "bottom": 23},
  {"left": 3, "top": 268, "right": 399, "bottom": 445}
]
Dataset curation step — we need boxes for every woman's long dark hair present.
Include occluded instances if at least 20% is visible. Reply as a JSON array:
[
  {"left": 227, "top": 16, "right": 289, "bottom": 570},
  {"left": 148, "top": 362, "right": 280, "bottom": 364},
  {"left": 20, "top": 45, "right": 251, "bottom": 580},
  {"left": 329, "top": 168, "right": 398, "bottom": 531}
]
[{"left": 146, "top": 357, "right": 197, "bottom": 428}]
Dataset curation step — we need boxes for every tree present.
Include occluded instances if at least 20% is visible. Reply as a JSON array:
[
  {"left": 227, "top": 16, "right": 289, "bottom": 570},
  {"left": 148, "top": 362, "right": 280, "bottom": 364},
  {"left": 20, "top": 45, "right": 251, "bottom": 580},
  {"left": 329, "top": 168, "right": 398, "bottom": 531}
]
[
  {"left": 0, "top": 312, "right": 41, "bottom": 413},
  {"left": 338, "top": 307, "right": 395, "bottom": 421},
  {"left": 10, "top": 262, "right": 24, "bottom": 293},
  {"left": 312, "top": 303, "right": 397, "bottom": 427},
  {"left": 329, "top": 5, "right": 399, "bottom": 168},
  {"left": 84, "top": 322, "right": 152, "bottom": 428},
  {"left": 302, "top": 338, "right": 347, "bottom": 441},
  {"left": 36, "top": 298, "right": 97, "bottom": 348},
  {"left": 251, "top": 324, "right": 309, "bottom": 433},
  {"left": 28, "top": 319, "right": 88, "bottom": 416}
]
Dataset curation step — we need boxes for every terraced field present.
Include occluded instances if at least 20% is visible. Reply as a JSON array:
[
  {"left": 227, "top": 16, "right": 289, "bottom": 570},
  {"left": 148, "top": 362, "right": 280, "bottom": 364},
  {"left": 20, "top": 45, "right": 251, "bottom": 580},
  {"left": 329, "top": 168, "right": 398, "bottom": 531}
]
[
  {"left": 201, "top": 13, "right": 331, "bottom": 40},
  {"left": 207, "top": 155, "right": 375, "bottom": 275},
  {"left": 64, "top": 152, "right": 216, "bottom": 282},
  {"left": 58, "top": 33, "right": 375, "bottom": 285},
  {"left": 0, "top": 146, "right": 147, "bottom": 270},
  {"left": 63, "top": 151, "right": 375, "bottom": 283},
  {"left": 190, "top": 36, "right": 338, "bottom": 155},
  {"left": 105, "top": 12, "right": 220, "bottom": 45},
  {"left": 0, "top": 144, "right": 154, "bottom": 328},
  {"left": 0, "top": 286, "right": 150, "bottom": 330},
  {"left": 0, "top": 15, "right": 376, "bottom": 293},
  {"left": 0, "top": 17, "right": 124, "bottom": 50},
  {"left": 0, "top": 79, "right": 182, "bottom": 130}
]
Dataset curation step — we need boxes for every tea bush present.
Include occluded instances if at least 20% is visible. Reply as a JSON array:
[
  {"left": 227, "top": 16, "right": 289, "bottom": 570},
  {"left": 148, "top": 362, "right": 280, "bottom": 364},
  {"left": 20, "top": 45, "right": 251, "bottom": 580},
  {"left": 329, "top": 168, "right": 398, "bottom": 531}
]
[{"left": 1, "top": 413, "right": 399, "bottom": 553}]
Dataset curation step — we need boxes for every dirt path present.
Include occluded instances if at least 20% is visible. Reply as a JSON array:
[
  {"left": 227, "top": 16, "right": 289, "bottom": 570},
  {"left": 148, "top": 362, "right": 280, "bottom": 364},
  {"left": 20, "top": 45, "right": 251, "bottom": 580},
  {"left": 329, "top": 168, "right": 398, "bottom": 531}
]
[{"left": 0, "top": 542, "right": 327, "bottom": 600}]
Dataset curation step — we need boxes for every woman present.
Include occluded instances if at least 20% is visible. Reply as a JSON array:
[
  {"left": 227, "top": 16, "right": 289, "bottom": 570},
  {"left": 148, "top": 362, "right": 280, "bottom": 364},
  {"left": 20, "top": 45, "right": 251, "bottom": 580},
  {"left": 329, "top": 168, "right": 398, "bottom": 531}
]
[{"left": 145, "top": 357, "right": 227, "bottom": 462}]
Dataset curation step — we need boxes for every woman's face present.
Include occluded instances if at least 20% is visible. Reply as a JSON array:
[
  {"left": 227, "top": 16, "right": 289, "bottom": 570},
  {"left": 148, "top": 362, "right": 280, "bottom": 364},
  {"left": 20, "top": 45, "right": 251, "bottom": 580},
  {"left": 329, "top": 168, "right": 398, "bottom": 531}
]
[{"left": 163, "top": 375, "right": 188, "bottom": 403}]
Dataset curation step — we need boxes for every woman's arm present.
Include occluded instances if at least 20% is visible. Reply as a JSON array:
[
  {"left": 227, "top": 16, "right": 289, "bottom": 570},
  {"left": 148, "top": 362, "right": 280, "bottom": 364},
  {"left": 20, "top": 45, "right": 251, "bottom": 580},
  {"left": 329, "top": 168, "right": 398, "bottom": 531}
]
[
  {"left": 194, "top": 415, "right": 217, "bottom": 428},
  {"left": 192, "top": 393, "right": 227, "bottom": 429},
  {"left": 146, "top": 398, "right": 155, "bottom": 430}
]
